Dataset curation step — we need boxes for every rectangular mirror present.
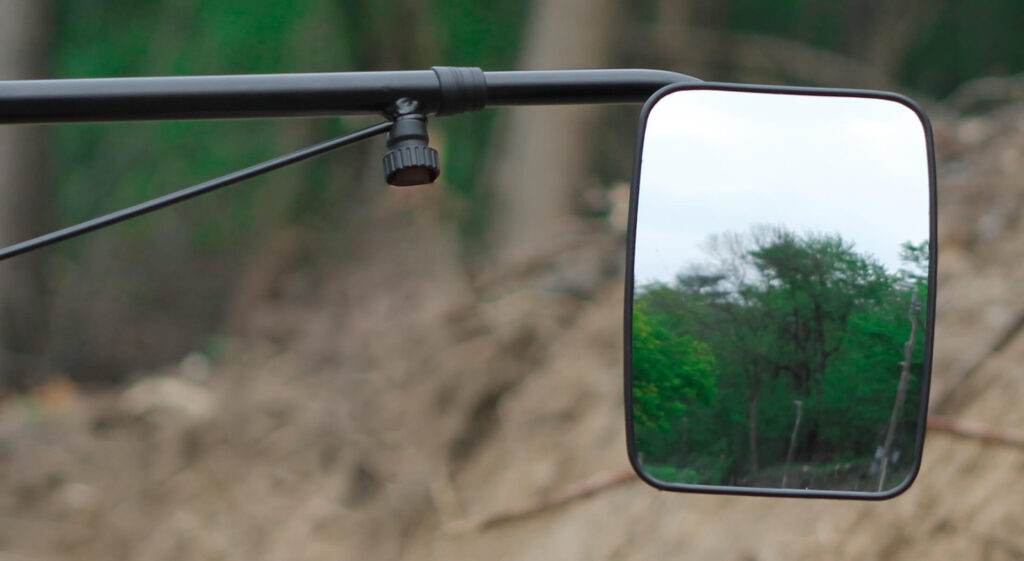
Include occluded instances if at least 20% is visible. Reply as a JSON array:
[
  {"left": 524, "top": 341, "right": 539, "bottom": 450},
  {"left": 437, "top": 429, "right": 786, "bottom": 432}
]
[{"left": 625, "top": 84, "right": 936, "bottom": 499}]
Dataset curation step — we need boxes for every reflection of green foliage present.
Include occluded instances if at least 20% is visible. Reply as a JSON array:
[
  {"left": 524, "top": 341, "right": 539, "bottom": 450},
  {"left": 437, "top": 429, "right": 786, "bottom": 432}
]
[
  {"left": 632, "top": 303, "right": 717, "bottom": 462},
  {"left": 643, "top": 464, "right": 701, "bottom": 485},
  {"left": 633, "top": 227, "right": 929, "bottom": 490},
  {"left": 899, "top": 240, "right": 929, "bottom": 283}
]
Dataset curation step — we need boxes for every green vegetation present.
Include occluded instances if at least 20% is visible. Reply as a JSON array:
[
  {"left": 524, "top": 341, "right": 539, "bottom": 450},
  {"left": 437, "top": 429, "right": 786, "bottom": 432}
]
[
  {"left": 37, "top": 1, "right": 532, "bottom": 381},
  {"left": 712, "top": 0, "right": 1024, "bottom": 98},
  {"left": 632, "top": 228, "right": 927, "bottom": 491},
  {"left": 50, "top": 0, "right": 530, "bottom": 247}
]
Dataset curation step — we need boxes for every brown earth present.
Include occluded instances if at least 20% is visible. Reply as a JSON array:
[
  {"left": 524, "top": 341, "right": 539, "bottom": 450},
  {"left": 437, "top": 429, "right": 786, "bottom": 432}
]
[{"left": 2, "top": 105, "right": 1024, "bottom": 560}]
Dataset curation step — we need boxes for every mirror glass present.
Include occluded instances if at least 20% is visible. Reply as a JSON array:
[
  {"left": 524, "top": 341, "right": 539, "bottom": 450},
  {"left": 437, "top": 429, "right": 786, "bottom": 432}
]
[{"left": 628, "top": 87, "right": 933, "bottom": 497}]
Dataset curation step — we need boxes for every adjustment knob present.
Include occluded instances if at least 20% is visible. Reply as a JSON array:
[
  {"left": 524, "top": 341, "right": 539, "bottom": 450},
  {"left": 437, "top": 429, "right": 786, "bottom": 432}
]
[
  {"left": 382, "top": 144, "right": 440, "bottom": 186},
  {"left": 382, "top": 100, "right": 441, "bottom": 187}
]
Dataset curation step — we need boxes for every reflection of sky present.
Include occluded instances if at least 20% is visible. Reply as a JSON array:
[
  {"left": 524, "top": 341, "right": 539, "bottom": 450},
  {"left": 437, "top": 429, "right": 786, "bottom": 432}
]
[{"left": 634, "top": 89, "right": 931, "bottom": 285}]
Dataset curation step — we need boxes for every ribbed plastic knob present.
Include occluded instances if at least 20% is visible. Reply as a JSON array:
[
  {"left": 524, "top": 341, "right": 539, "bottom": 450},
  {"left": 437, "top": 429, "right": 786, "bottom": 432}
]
[{"left": 382, "top": 144, "right": 440, "bottom": 186}]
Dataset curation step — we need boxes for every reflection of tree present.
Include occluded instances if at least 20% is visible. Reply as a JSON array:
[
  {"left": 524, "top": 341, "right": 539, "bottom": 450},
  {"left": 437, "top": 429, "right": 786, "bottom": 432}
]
[
  {"left": 633, "top": 227, "right": 928, "bottom": 490},
  {"left": 632, "top": 303, "right": 717, "bottom": 464},
  {"left": 748, "top": 230, "right": 891, "bottom": 393}
]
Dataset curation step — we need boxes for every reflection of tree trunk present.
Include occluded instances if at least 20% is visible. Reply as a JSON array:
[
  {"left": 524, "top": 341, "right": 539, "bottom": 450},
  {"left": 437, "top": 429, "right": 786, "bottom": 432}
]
[
  {"left": 878, "top": 286, "right": 920, "bottom": 491},
  {"left": 813, "top": 299, "right": 827, "bottom": 376},
  {"left": 0, "top": 0, "right": 51, "bottom": 387},
  {"left": 781, "top": 400, "right": 803, "bottom": 488},
  {"left": 488, "top": 0, "right": 617, "bottom": 266},
  {"left": 747, "top": 360, "right": 764, "bottom": 473},
  {"left": 747, "top": 392, "right": 760, "bottom": 473}
]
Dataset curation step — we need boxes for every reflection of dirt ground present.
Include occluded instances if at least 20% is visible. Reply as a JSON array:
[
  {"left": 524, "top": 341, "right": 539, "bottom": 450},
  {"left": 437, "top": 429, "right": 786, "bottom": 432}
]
[
  {"left": 645, "top": 456, "right": 913, "bottom": 493},
  {"left": 2, "top": 108, "right": 1024, "bottom": 559},
  {"left": 743, "top": 459, "right": 913, "bottom": 492}
]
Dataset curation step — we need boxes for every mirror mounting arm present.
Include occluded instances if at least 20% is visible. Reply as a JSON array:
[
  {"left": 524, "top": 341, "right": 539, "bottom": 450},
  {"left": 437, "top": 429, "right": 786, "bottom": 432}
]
[
  {"left": 0, "top": 67, "right": 702, "bottom": 258},
  {"left": 0, "top": 67, "right": 701, "bottom": 124}
]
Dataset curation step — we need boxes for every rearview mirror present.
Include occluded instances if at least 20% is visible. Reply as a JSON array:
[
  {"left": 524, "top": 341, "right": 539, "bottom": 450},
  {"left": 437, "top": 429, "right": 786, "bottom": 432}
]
[{"left": 625, "top": 84, "right": 936, "bottom": 499}]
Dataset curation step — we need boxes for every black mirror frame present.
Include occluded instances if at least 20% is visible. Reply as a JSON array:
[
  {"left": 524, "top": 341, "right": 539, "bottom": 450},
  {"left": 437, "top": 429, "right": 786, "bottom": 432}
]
[{"left": 623, "top": 82, "right": 938, "bottom": 500}]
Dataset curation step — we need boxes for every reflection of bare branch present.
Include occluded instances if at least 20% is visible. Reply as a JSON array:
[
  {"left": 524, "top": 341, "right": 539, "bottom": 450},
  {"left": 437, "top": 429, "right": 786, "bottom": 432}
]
[{"left": 928, "top": 416, "right": 1024, "bottom": 448}]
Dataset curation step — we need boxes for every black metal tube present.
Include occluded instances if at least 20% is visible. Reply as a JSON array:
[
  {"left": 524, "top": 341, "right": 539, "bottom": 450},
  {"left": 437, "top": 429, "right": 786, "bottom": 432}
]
[
  {"left": 0, "top": 68, "right": 700, "bottom": 124},
  {"left": 483, "top": 69, "right": 699, "bottom": 106},
  {"left": 0, "top": 71, "right": 442, "bottom": 124}
]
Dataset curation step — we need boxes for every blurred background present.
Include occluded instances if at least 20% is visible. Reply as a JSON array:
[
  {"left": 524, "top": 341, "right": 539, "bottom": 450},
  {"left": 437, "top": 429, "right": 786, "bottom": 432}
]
[{"left": 1, "top": 0, "right": 1023, "bottom": 559}]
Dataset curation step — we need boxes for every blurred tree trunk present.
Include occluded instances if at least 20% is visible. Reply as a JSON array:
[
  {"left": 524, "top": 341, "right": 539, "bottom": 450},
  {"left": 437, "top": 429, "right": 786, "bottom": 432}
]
[
  {"left": 854, "top": 0, "right": 942, "bottom": 79},
  {"left": 0, "top": 0, "right": 51, "bottom": 387},
  {"left": 487, "top": 0, "right": 619, "bottom": 267}
]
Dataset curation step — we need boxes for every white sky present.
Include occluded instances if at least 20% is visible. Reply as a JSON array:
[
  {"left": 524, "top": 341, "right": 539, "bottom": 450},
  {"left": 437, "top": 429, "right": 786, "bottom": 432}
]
[{"left": 634, "top": 89, "right": 931, "bottom": 286}]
